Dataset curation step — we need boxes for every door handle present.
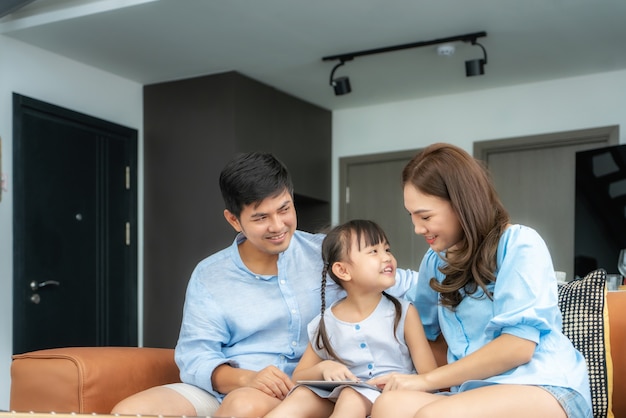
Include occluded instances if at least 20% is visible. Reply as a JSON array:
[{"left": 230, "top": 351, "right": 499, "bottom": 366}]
[{"left": 30, "top": 280, "right": 61, "bottom": 291}]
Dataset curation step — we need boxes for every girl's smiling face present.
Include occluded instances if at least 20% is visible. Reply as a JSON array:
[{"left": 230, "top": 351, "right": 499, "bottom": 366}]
[
  {"left": 343, "top": 235, "right": 397, "bottom": 292},
  {"left": 403, "top": 184, "right": 463, "bottom": 253}
]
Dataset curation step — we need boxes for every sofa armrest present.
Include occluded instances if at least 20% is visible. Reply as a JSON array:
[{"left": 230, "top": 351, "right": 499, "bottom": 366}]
[
  {"left": 10, "top": 347, "right": 181, "bottom": 414},
  {"left": 607, "top": 291, "right": 626, "bottom": 417}
]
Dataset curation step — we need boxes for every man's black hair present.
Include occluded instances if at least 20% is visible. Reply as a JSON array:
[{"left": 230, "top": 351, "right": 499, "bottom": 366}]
[{"left": 219, "top": 152, "right": 294, "bottom": 218}]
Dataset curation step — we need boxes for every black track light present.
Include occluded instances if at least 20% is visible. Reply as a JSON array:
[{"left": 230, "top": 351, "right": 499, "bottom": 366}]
[
  {"left": 329, "top": 60, "right": 352, "bottom": 96},
  {"left": 322, "top": 31, "right": 488, "bottom": 95},
  {"left": 465, "top": 39, "right": 488, "bottom": 77}
]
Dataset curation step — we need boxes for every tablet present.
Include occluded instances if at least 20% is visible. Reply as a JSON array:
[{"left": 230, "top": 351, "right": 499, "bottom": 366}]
[{"left": 296, "top": 380, "right": 381, "bottom": 392}]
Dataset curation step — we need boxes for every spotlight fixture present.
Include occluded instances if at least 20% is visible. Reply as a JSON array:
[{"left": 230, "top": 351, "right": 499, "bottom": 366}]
[
  {"left": 322, "top": 31, "right": 487, "bottom": 96},
  {"left": 465, "top": 39, "right": 488, "bottom": 77},
  {"left": 329, "top": 59, "right": 352, "bottom": 96}
]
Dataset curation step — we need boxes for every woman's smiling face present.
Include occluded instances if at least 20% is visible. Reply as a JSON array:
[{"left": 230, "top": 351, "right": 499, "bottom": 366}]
[{"left": 403, "top": 183, "right": 463, "bottom": 253}]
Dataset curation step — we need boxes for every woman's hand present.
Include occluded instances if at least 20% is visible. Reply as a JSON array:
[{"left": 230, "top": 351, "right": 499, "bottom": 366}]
[
  {"left": 319, "top": 360, "right": 359, "bottom": 381},
  {"left": 368, "top": 373, "right": 431, "bottom": 392}
]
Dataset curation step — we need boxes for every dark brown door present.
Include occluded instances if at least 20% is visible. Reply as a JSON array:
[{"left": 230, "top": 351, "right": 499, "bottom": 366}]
[{"left": 12, "top": 94, "right": 138, "bottom": 354}]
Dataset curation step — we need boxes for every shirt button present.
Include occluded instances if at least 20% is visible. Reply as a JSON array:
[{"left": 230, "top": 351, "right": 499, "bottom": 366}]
[
  {"left": 280, "top": 280, "right": 286, "bottom": 285},
  {"left": 355, "top": 325, "right": 361, "bottom": 330},
  {"left": 368, "top": 364, "right": 373, "bottom": 370},
  {"left": 291, "top": 341, "right": 297, "bottom": 347},
  {"left": 291, "top": 309, "right": 297, "bottom": 314},
  {"left": 360, "top": 343, "right": 366, "bottom": 349}
]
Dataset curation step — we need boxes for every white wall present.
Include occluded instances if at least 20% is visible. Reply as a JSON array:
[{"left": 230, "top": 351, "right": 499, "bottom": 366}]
[
  {"left": 331, "top": 69, "right": 626, "bottom": 223},
  {"left": 0, "top": 35, "right": 143, "bottom": 410}
]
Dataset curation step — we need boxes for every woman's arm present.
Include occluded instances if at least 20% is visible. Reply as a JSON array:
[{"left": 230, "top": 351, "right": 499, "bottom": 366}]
[{"left": 378, "top": 333, "right": 536, "bottom": 392}]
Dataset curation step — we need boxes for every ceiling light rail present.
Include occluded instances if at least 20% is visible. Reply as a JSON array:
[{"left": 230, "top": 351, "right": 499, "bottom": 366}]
[{"left": 322, "top": 31, "right": 488, "bottom": 96}]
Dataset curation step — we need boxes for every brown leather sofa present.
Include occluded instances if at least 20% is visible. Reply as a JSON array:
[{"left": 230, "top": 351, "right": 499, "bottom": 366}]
[
  {"left": 9, "top": 291, "right": 626, "bottom": 417},
  {"left": 9, "top": 347, "right": 180, "bottom": 414}
]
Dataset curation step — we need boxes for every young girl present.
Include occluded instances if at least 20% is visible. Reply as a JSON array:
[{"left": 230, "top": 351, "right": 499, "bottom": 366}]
[
  {"left": 265, "top": 219, "right": 436, "bottom": 418},
  {"left": 369, "top": 143, "right": 592, "bottom": 418}
]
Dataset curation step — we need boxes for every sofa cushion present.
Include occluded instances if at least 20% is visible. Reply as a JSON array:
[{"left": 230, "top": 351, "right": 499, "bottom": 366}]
[{"left": 558, "top": 268, "right": 613, "bottom": 418}]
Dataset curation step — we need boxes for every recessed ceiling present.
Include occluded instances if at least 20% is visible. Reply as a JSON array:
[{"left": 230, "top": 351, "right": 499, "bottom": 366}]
[{"left": 2, "top": 0, "right": 626, "bottom": 110}]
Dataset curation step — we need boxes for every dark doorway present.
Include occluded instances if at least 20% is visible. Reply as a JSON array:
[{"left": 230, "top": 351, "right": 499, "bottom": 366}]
[{"left": 12, "top": 93, "right": 138, "bottom": 354}]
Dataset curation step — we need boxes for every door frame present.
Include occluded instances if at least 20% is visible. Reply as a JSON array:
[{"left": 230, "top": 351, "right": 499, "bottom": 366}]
[{"left": 474, "top": 126, "right": 619, "bottom": 160}]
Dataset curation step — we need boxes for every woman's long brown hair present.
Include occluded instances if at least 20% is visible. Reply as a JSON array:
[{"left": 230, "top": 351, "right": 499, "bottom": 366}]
[{"left": 402, "top": 143, "right": 510, "bottom": 308}]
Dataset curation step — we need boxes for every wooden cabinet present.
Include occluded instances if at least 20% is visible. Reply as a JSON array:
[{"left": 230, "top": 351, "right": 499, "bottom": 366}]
[{"left": 143, "top": 71, "right": 331, "bottom": 347}]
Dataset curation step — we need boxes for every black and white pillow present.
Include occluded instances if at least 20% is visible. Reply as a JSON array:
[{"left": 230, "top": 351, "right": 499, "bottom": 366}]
[{"left": 558, "top": 268, "right": 613, "bottom": 418}]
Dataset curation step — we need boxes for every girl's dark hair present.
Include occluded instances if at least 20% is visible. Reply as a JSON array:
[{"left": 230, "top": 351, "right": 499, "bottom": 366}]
[
  {"left": 315, "top": 219, "right": 402, "bottom": 362},
  {"left": 402, "top": 143, "right": 510, "bottom": 309},
  {"left": 219, "top": 152, "right": 294, "bottom": 218}
]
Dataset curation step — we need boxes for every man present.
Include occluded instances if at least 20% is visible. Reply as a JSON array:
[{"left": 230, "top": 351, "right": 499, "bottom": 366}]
[{"left": 112, "top": 152, "right": 419, "bottom": 417}]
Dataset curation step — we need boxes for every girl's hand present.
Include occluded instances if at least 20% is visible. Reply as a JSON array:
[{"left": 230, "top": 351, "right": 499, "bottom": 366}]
[{"left": 319, "top": 360, "right": 359, "bottom": 381}]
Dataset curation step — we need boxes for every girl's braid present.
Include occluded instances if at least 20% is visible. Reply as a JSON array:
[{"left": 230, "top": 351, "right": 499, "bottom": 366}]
[
  {"left": 320, "top": 263, "right": 328, "bottom": 316},
  {"left": 315, "top": 261, "right": 343, "bottom": 362}
]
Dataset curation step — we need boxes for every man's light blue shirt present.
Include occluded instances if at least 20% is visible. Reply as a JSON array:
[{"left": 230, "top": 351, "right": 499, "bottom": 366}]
[{"left": 175, "top": 230, "right": 419, "bottom": 400}]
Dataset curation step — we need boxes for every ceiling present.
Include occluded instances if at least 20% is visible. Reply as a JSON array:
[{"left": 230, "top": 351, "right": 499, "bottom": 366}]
[{"left": 2, "top": 0, "right": 626, "bottom": 111}]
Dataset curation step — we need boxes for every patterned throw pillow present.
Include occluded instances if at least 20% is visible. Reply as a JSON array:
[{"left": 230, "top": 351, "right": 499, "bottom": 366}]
[{"left": 558, "top": 268, "right": 613, "bottom": 418}]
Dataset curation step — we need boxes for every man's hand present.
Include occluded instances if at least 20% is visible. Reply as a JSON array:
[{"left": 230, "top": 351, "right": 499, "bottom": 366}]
[{"left": 243, "top": 365, "right": 294, "bottom": 399}]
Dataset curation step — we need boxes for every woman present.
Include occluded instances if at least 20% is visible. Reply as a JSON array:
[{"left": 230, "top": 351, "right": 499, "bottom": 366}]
[{"left": 369, "top": 143, "right": 591, "bottom": 418}]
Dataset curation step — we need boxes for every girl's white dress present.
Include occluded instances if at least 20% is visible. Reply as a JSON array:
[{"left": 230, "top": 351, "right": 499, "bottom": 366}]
[{"left": 297, "top": 296, "right": 416, "bottom": 403}]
